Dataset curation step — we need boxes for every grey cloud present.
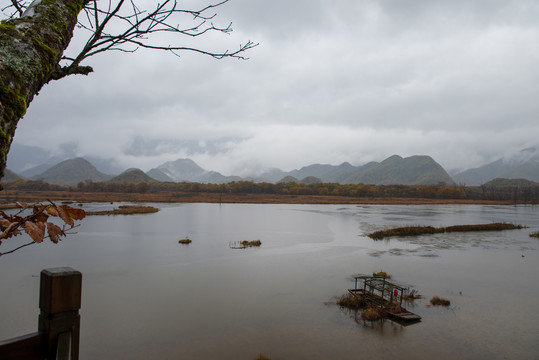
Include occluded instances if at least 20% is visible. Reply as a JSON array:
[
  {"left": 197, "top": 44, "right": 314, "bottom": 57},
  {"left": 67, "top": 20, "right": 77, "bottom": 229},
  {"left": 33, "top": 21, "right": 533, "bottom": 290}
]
[
  {"left": 10, "top": 0, "right": 539, "bottom": 174},
  {"left": 122, "top": 136, "right": 243, "bottom": 157}
]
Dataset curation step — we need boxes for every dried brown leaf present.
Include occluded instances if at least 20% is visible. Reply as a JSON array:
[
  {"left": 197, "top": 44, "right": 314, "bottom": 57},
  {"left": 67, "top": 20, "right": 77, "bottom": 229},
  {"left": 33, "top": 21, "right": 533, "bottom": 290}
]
[
  {"left": 55, "top": 206, "right": 74, "bottom": 226},
  {"left": 0, "top": 218, "right": 11, "bottom": 229},
  {"left": 35, "top": 212, "right": 49, "bottom": 224},
  {"left": 24, "top": 221, "right": 46, "bottom": 243},
  {"left": 61, "top": 206, "right": 86, "bottom": 221},
  {"left": 16, "top": 201, "right": 28, "bottom": 209},
  {"left": 46, "top": 222, "right": 65, "bottom": 244},
  {"left": 46, "top": 206, "right": 59, "bottom": 217},
  {"left": 0, "top": 219, "right": 20, "bottom": 239}
]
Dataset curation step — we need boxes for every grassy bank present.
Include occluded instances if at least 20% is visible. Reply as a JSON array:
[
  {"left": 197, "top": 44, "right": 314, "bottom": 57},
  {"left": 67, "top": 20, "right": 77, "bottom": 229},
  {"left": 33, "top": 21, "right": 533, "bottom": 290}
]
[{"left": 0, "top": 190, "right": 517, "bottom": 205}]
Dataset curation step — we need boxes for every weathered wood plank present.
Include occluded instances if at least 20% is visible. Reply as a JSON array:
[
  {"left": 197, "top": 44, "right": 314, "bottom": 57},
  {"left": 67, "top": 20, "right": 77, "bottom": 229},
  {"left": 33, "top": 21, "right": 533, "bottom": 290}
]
[{"left": 0, "top": 332, "right": 46, "bottom": 359}]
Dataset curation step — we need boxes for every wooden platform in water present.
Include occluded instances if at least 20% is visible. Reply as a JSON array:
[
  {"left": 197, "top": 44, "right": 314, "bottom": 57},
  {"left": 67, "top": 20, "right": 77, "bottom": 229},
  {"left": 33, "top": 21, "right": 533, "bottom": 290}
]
[
  {"left": 386, "top": 309, "right": 421, "bottom": 322},
  {"left": 348, "top": 288, "right": 422, "bottom": 323},
  {"left": 347, "top": 275, "right": 422, "bottom": 323}
]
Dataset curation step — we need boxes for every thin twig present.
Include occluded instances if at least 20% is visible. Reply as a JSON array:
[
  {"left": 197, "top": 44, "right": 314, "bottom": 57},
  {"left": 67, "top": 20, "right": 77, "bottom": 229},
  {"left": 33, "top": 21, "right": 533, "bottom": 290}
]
[{"left": 0, "top": 241, "right": 35, "bottom": 256}]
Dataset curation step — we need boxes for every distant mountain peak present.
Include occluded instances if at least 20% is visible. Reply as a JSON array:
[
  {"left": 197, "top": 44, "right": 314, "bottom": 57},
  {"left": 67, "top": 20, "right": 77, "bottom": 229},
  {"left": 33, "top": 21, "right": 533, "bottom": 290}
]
[
  {"left": 343, "top": 155, "right": 453, "bottom": 185},
  {"left": 109, "top": 169, "right": 153, "bottom": 183},
  {"left": 154, "top": 158, "right": 235, "bottom": 184},
  {"left": 31, "top": 157, "right": 111, "bottom": 186},
  {"left": 454, "top": 147, "right": 539, "bottom": 185}
]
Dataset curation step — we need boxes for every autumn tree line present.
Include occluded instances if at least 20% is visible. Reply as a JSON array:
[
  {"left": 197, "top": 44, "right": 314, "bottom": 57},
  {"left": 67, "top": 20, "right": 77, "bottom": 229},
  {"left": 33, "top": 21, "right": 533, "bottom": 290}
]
[{"left": 2, "top": 178, "right": 539, "bottom": 203}]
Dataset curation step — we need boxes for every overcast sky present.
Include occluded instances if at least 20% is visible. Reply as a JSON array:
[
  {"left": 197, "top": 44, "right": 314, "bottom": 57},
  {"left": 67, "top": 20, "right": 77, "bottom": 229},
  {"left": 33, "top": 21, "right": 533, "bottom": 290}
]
[{"left": 10, "top": 0, "right": 539, "bottom": 175}]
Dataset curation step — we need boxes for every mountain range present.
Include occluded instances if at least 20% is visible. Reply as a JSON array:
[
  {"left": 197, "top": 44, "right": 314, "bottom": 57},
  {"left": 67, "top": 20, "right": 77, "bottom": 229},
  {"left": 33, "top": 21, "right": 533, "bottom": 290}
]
[
  {"left": 3, "top": 144, "right": 539, "bottom": 186},
  {"left": 2, "top": 154, "right": 453, "bottom": 186},
  {"left": 258, "top": 155, "right": 455, "bottom": 185}
]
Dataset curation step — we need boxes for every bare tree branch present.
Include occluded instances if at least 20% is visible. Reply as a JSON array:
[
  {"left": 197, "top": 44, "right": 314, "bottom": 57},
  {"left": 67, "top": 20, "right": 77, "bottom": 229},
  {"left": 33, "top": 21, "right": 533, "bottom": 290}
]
[
  {"left": 0, "top": 0, "right": 256, "bottom": 179},
  {"left": 10, "top": 0, "right": 23, "bottom": 16},
  {"left": 0, "top": 224, "right": 80, "bottom": 257},
  {"left": 52, "top": 0, "right": 258, "bottom": 79},
  {"left": 2, "top": 0, "right": 257, "bottom": 80},
  {"left": 0, "top": 240, "right": 35, "bottom": 256},
  {"left": 1, "top": 0, "right": 25, "bottom": 18}
]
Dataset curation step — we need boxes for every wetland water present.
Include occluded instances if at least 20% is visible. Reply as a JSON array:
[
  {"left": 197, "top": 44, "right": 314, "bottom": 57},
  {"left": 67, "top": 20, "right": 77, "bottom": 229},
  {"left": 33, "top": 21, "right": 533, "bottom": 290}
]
[{"left": 1, "top": 203, "right": 538, "bottom": 359}]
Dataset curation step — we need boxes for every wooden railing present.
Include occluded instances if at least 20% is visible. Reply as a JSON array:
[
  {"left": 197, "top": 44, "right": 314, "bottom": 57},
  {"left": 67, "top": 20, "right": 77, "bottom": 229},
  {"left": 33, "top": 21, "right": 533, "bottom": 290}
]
[{"left": 0, "top": 267, "right": 82, "bottom": 360}]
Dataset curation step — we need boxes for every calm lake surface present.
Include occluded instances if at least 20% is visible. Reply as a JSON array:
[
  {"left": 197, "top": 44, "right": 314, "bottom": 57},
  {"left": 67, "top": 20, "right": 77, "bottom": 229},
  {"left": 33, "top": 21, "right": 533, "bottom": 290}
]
[{"left": 1, "top": 203, "right": 538, "bottom": 359}]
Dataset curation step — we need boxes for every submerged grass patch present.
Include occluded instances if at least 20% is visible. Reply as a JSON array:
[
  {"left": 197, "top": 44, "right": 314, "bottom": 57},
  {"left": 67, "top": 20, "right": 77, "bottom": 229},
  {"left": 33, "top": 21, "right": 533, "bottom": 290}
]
[
  {"left": 361, "top": 307, "right": 385, "bottom": 321},
  {"left": 337, "top": 293, "right": 367, "bottom": 309},
  {"left": 372, "top": 270, "right": 391, "bottom": 279},
  {"left": 229, "top": 240, "right": 262, "bottom": 249},
  {"left": 337, "top": 294, "right": 385, "bottom": 321},
  {"left": 368, "top": 222, "right": 525, "bottom": 240},
  {"left": 403, "top": 289, "right": 422, "bottom": 302},
  {"left": 87, "top": 205, "right": 159, "bottom": 216},
  {"left": 430, "top": 296, "right": 451, "bottom": 306},
  {"left": 178, "top": 237, "right": 192, "bottom": 244}
]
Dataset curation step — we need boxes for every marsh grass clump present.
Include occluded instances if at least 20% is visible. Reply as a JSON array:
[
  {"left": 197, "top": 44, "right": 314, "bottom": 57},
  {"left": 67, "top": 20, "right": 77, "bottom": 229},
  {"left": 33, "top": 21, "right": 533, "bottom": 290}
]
[
  {"left": 337, "top": 293, "right": 367, "bottom": 309},
  {"left": 529, "top": 231, "right": 539, "bottom": 238},
  {"left": 361, "top": 307, "right": 385, "bottom": 321},
  {"left": 444, "top": 223, "right": 525, "bottom": 232},
  {"left": 230, "top": 240, "right": 262, "bottom": 249},
  {"left": 430, "top": 296, "right": 451, "bottom": 306},
  {"left": 242, "top": 240, "right": 262, "bottom": 247},
  {"left": 386, "top": 303, "right": 404, "bottom": 314},
  {"left": 403, "top": 289, "right": 422, "bottom": 302},
  {"left": 87, "top": 205, "right": 159, "bottom": 215},
  {"left": 178, "top": 237, "right": 192, "bottom": 244},
  {"left": 368, "top": 222, "right": 525, "bottom": 240},
  {"left": 368, "top": 226, "right": 440, "bottom": 239},
  {"left": 372, "top": 270, "right": 391, "bottom": 279}
]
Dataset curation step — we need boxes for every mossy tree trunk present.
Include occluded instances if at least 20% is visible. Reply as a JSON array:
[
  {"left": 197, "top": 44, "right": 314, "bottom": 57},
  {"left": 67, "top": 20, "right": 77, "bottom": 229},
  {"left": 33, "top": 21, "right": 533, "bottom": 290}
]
[{"left": 0, "top": 0, "right": 87, "bottom": 182}]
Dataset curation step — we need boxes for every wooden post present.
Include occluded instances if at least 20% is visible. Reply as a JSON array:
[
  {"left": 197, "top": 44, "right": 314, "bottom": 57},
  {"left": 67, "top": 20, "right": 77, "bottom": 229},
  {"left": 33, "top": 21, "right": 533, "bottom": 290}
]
[{"left": 38, "top": 267, "right": 82, "bottom": 360}]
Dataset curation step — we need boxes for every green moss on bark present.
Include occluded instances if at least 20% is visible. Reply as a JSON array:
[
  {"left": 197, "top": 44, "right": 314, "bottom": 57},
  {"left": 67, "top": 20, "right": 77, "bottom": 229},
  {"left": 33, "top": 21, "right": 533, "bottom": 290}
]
[{"left": 0, "top": 0, "right": 86, "bottom": 180}]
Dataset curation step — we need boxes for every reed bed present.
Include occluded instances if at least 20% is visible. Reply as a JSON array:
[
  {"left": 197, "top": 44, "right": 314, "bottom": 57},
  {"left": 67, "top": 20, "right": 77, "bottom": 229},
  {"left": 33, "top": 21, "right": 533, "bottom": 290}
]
[
  {"left": 368, "top": 222, "right": 525, "bottom": 240},
  {"left": 337, "top": 293, "right": 368, "bottom": 310},
  {"left": 372, "top": 271, "right": 391, "bottom": 279},
  {"left": 403, "top": 289, "right": 422, "bottom": 302},
  {"left": 229, "top": 240, "right": 262, "bottom": 249},
  {"left": 430, "top": 296, "right": 451, "bottom": 306},
  {"left": 87, "top": 205, "right": 159, "bottom": 216},
  {"left": 360, "top": 307, "right": 385, "bottom": 321},
  {"left": 178, "top": 238, "right": 192, "bottom": 244}
]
